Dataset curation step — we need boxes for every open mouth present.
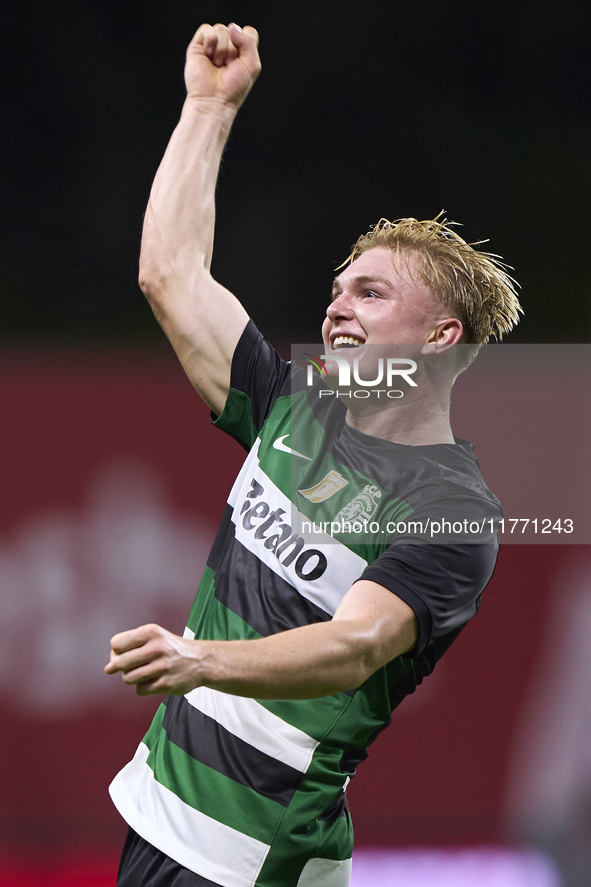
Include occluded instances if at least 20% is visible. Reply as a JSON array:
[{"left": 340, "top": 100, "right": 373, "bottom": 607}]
[{"left": 331, "top": 336, "right": 364, "bottom": 349}]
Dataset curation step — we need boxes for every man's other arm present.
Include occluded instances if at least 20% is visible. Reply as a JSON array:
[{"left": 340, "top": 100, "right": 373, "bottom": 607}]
[
  {"left": 139, "top": 23, "right": 261, "bottom": 416},
  {"left": 104, "top": 581, "right": 418, "bottom": 699}
]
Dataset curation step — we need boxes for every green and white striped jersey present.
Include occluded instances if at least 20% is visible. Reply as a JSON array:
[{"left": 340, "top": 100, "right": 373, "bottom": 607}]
[{"left": 110, "top": 321, "right": 501, "bottom": 887}]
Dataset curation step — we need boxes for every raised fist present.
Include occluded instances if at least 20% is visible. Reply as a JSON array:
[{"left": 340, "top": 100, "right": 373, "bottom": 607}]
[{"left": 185, "top": 23, "right": 261, "bottom": 110}]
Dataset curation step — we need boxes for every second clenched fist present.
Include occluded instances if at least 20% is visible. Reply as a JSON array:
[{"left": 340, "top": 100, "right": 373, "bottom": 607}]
[{"left": 185, "top": 22, "right": 261, "bottom": 111}]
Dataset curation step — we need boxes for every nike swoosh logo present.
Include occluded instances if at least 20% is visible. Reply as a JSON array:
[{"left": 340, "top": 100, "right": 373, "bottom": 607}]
[{"left": 272, "top": 434, "right": 312, "bottom": 461}]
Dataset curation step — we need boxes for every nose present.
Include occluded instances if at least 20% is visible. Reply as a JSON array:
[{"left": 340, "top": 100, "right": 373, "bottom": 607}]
[{"left": 326, "top": 291, "right": 354, "bottom": 321}]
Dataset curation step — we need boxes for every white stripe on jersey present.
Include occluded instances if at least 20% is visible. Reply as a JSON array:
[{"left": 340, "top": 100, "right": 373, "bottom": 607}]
[
  {"left": 109, "top": 742, "right": 270, "bottom": 887},
  {"left": 296, "top": 856, "right": 352, "bottom": 887},
  {"left": 227, "top": 437, "right": 262, "bottom": 509},
  {"left": 183, "top": 682, "right": 320, "bottom": 774}
]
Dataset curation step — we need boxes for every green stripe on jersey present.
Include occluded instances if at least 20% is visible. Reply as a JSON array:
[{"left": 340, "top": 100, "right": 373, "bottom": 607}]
[
  {"left": 258, "top": 792, "right": 354, "bottom": 887},
  {"left": 146, "top": 725, "right": 283, "bottom": 845},
  {"left": 142, "top": 702, "right": 166, "bottom": 751},
  {"left": 257, "top": 692, "right": 354, "bottom": 743}
]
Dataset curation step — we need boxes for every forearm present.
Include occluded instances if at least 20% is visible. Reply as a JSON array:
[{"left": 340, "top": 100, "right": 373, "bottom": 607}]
[
  {"left": 139, "top": 98, "right": 235, "bottom": 302},
  {"left": 136, "top": 24, "right": 260, "bottom": 413},
  {"left": 198, "top": 582, "right": 416, "bottom": 699},
  {"left": 195, "top": 620, "right": 382, "bottom": 699},
  {"left": 105, "top": 582, "right": 417, "bottom": 700}
]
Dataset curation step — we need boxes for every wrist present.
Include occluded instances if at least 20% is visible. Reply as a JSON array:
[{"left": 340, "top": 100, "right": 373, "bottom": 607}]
[
  {"left": 187, "top": 638, "right": 220, "bottom": 690},
  {"left": 181, "top": 95, "right": 239, "bottom": 125}
]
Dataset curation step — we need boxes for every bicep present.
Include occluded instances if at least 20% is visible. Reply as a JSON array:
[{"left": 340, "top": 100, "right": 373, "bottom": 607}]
[
  {"left": 149, "top": 272, "right": 250, "bottom": 416},
  {"left": 333, "top": 580, "right": 418, "bottom": 672}
]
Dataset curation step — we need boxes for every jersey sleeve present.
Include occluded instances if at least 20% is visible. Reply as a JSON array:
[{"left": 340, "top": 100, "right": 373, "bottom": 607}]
[
  {"left": 211, "top": 320, "right": 292, "bottom": 451},
  {"left": 358, "top": 469, "right": 502, "bottom": 657},
  {"left": 359, "top": 541, "right": 499, "bottom": 657}
]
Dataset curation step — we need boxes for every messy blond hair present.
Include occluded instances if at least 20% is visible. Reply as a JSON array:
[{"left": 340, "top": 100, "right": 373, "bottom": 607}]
[{"left": 341, "top": 215, "right": 522, "bottom": 345}]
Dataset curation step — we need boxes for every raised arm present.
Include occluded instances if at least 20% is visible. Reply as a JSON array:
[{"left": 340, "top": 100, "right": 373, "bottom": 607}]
[{"left": 139, "top": 23, "right": 261, "bottom": 415}]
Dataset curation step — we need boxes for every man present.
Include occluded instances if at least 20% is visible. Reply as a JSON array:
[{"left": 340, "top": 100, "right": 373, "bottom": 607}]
[{"left": 105, "top": 22, "right": 521, "bottom": 887}]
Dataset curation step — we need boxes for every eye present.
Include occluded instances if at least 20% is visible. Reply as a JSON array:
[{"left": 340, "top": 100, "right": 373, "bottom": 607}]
[{"left": 363, "top": 290, "right": 379, "bottom": 299}]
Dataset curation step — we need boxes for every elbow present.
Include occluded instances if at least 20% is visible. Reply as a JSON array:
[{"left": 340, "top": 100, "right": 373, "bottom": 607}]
[
  {"left": 342, "top": 620, "right": 416, "bottom": 690},
  {"left": 138, "top": 274, "right": 163, "bottom": 323},
  {"left": 138, "top": 255, "right": 160, "bottom": 301},
  {"left": 138, "top": 269, "right": 156, "bottom": 305},
  {"left": 354, "top": 649, "right": 382, "bottom": 689},
  {"left": 138, "top": 260, "right": 150, "bottom": 297},
  {"left": 342, "top": 632, "right": 386, "bottom": 691},
  {"left": 138, "top": 256, "right": 169, "bottom": 319},
  {"left": 138, "top": 226, "right": 172, "bottom": 306}
]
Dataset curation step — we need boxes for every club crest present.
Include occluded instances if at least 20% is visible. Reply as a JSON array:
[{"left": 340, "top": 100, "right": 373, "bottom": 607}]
[{"left": 332, "top": 484, "right": 383, "bottom": 524}]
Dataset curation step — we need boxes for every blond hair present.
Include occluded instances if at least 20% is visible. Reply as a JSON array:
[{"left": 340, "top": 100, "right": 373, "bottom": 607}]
[{"left": 340, "top": 215, "right": 522, "bottom": 345}]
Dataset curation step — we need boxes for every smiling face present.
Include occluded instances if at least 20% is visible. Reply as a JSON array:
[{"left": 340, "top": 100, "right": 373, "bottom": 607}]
[{"left": 321, "top": 246, "right": 453, "bottom": 352}]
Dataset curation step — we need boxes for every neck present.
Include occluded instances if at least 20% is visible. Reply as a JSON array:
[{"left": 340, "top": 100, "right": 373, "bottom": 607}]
[{"left": 344, "top": 387, "right": 455, "bottom": 445}]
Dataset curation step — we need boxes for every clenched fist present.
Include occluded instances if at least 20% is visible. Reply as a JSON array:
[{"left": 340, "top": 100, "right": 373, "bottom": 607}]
[
  {"left": 105, "top": 623, "right": 210, "bottom": 697},
  {"left": 185, "top": 22, "right": 261, "bottom": 111}
]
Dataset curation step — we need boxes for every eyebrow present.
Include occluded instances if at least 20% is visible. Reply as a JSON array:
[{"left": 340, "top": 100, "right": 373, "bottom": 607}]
[{"left": 331, "top": 275, "right": 394, "bottom": 295}]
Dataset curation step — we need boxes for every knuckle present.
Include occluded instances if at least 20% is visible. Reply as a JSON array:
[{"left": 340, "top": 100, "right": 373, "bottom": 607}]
[{"left": 193, "top": 24, "right": 213, "bottom": 44}]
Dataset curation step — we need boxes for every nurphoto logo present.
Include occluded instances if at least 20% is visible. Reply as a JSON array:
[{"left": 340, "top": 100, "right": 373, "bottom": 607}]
[{"left": 305, "top": 351, "right": 418, "bottom": 399}]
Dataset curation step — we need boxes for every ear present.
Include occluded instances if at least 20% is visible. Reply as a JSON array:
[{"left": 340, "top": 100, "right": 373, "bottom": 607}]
[{"left": 421, "top": 318, "right": 463, "bottom": 355}]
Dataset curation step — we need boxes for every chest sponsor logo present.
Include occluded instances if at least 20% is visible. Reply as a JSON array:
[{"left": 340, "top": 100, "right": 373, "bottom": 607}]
[
  {"left": 239, "top": 478, "right": 328, "bottom": 581},
  {"left": 298, "top": 470, "right": 349, "bottom": 504},
  {"left": 333, "top": 484, "right": 383, "bottom": 525}
]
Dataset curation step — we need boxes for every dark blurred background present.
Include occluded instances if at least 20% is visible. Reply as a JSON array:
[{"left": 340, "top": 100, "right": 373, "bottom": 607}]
[
  {"left": 2, "top": 2, "right": 591, "bottom": 886},
  {"left": 2, "top": 0, "right": 590, "bottom": 345}
]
